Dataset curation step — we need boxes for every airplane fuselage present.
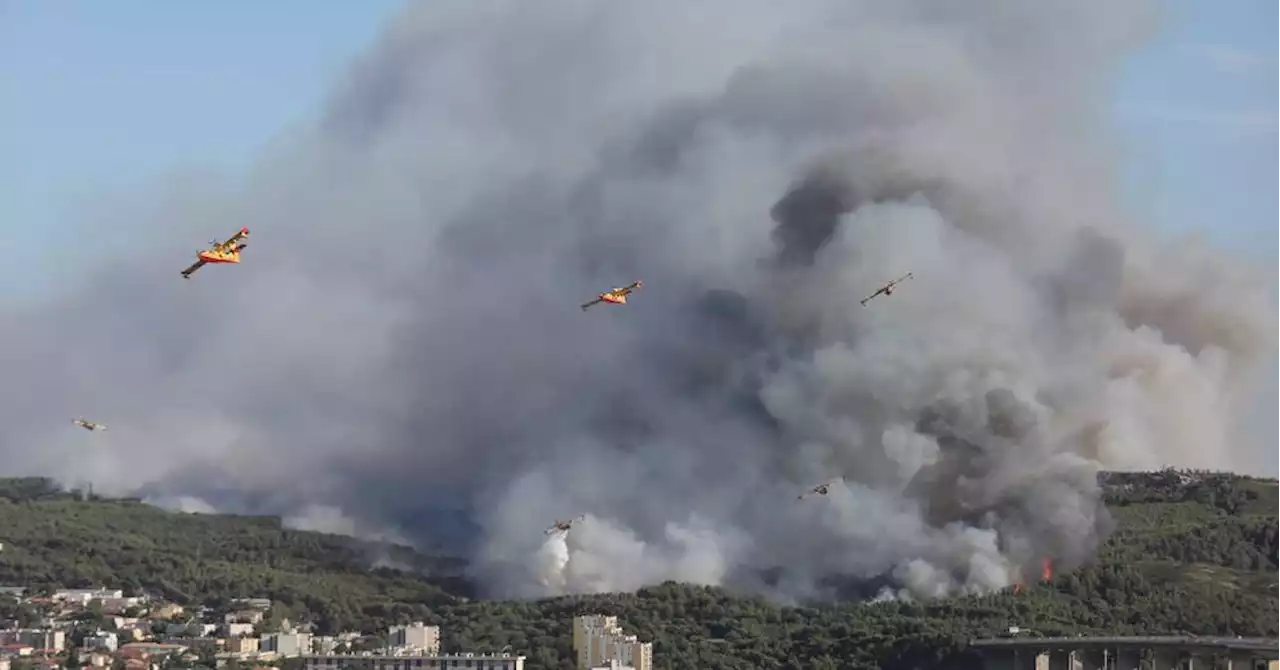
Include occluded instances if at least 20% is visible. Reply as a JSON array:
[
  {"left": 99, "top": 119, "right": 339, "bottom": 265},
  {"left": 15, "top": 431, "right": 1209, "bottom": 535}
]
[{"left": 197, "top": 244, "right": 245, "bottom": 264}]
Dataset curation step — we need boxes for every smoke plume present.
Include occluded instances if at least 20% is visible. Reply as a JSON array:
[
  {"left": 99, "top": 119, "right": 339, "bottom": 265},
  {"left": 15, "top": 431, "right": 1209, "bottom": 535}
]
[{"left": 3, "top": 0, "right": 1275, "bottom": 602}]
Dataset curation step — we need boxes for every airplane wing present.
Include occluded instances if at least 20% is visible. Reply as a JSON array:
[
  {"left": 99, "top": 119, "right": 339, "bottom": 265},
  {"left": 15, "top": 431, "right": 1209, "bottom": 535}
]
[
  {"left": 181, "top": 259, "right": 208, "bottom": 279},
  {"left": 221, "top": 227, "right": 250, "bottom": 247},
  {"left": 581, "top": 297, "right": 604, "bottom": 311},
  {"left": 859, "top": 289, "right": 884, "bottom": 306}
]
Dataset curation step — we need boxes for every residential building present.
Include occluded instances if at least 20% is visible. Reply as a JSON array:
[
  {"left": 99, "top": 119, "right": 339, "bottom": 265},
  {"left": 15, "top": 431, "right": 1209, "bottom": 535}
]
[
  {"left": 591, "top": 662, "right": 635, "bottom": 670},
  {"left": 225, "top": 610, "right": 265, "bottom": 625},
  {"left": 387, "top": 623, "right": 440, "bottom": 655},
  {"left": 222, "top": 623, "right": 256, "bottom": 637},
  {"left": 52, "top": 589, "right": 123, "bottom": 605},
  {"left": 232, "top": 598, "right": 272, "bottom": 611},
  {"left": 115, "top": 626, "right": 146, "bottom": 643},
  {"left": 572, "top": 616, "right": 651, "bottom": 670},
  {"left": 83, "top": 631, "right": 119, "bottom": 652},
  {"left": 3, "top": 629, "right": 66, "bottom": 652},
  {"left": 117, "top": 642, "right": 188, "bottom": 658},
  {"left": 300, "top": 653, "right": 524, "bottom": 670},
  {"left": 225, "top": 637, "right": 260, "bottom": 654},
  {"left": 99, "top": 597, "right": 144, "bottom": 614},
  {"left": 310, "top": 636, "right": 339, "bottom": 655},
  {"left": 149, "top": 603, "right": 184, "bottom": 620},
  {"left": 164, "top": 622, "right": 199, "bottom": 636},
  {"left": 171, "top": 637, "right": 219, "bottom": 652},
  {"left": 260, "top": 632, "right": 311, "bottom": 657}
]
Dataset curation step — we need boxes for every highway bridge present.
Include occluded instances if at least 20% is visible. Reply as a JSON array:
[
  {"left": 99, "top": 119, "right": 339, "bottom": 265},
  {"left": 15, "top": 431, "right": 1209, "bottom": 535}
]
[{"left": 969, "top": 635, "right": 1278, "bottom": 670}]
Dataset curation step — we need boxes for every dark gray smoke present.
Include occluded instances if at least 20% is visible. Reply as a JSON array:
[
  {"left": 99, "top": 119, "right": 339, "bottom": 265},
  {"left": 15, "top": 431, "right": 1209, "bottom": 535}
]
[{"left": 3, "top": 0, "right": 1275, "bottom": 602}]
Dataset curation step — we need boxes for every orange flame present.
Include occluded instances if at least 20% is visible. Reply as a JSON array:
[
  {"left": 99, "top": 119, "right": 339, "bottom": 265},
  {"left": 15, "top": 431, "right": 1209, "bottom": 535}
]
[{"left": 1012, "top": 558, "right": 1052, "bottom": 594}]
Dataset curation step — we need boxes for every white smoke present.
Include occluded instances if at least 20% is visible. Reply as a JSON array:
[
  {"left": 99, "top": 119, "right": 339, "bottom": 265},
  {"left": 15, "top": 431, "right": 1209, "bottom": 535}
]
[{"left": 1, "top": 0, "right": 1274, "bottom": 603}]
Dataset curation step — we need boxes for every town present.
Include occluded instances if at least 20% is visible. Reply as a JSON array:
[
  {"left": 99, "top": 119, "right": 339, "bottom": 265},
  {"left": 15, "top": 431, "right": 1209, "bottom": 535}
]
[{"left": 0, "top": 588, "right": 652, "bottom": 670}]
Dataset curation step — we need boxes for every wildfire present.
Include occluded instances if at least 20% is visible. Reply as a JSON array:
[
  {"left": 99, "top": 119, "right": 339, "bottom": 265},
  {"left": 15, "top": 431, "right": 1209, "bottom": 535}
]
[{"left": 1012, "top": 558, "right": 1053, "bottom": 594}]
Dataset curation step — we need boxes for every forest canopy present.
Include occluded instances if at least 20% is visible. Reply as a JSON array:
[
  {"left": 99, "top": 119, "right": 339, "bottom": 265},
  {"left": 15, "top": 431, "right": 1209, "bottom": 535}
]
[{"left": 0, "top": 470, "right": 1272, "bottom": 670}]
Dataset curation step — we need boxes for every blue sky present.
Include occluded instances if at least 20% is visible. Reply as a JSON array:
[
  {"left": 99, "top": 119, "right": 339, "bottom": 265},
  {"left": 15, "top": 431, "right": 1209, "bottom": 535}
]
[
  {"left": 1, "top": 1, "right": 1276, "bottom": 296},
  {"left": 1112, "top": 0, "right": 1278, "bottom": 259},
  {"left": 0, "top": 0, "right": 406, "bottom": 289}
]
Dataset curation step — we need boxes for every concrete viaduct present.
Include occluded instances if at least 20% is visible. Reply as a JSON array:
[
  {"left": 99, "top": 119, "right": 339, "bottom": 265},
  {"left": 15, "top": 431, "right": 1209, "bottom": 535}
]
[{"left": 969, "top": 635, "right": 1278, "bottom": 670}]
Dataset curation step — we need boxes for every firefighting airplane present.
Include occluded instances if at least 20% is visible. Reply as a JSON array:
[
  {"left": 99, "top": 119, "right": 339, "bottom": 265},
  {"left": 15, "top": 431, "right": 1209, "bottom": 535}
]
[
  {"left": 797, "top": 478, "right": 843, "bottom": 501},
  {"left": 581, "top": 281, "right": 643, "bottom": 311},
  {"left": 545, "top": 515, "right": 586, "bottom": 535},
  {"left": 860, "top": 272, "right": 913, "bottom": 306},
  {"left": 72, "top": 418, "right": 106, "bottom": 432},
  {"left": 181, "top": 227, "right": 250, "bottom": 279}
]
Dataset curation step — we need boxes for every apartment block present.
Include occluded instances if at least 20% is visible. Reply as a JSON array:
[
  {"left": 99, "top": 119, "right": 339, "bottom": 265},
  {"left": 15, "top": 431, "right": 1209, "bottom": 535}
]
[
  {"left": 300, "top": 653, "right": 524, "bottom": 670},
  {"left": 388, "top": 623, "right": 441, "bottom": 655},
  {"left": 260, "top": 632, "right": 312, "bottom": 657},
  {"left": 83, "top": 631, "right": 118, "bottom": 652},
  {"left": 225, "top": 637, "right": 259, "bottom": 654},
  {"left": 572, "top": 616, "right": 652, "bottom": 670}
]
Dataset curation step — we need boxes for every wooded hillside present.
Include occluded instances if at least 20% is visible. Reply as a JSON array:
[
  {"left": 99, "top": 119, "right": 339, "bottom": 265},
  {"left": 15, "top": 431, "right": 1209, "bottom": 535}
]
[{"left": 0, "top": 471, "right": 1272, "bottom": 669}]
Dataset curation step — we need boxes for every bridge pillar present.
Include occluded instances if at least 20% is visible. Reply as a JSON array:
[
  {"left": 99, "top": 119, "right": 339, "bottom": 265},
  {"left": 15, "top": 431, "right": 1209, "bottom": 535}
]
[
  {"left": 1018, "top": 649, "right": 1049, "bottom": 670},
  {"left": 1071, "top": 649, "right": 1106, "bottom": 670},
  {"left": 976, "top": 648, "right": 1048, "bottom": 670},
  {"left": 1112, "top": 648, "right": 1141, "bottom": 670},
  {"left": 1223, "top": 652, "right": 1267, "bottom": 670},
  {"left": 1149, "top": 649, "right": 1180, "bottom": 670},
  {"left": 977, "top": 650, "right": 1016, "bottom": 670}
]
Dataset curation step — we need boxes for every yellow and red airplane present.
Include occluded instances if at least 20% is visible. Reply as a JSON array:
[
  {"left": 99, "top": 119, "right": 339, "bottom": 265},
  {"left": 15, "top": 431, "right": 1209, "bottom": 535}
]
[
  {"left": 72, "top": 418, "right": 106, "bottom": 432},
  {"left": 581, "top": 281, "right": 642, "bottom": 311},
  {"left": 797, "top": 477, "right": 843, "bottom": 501},
  {"left": 860, "top": 272, "right": 913, "bottom": 306},
  {"left": 544, "top": 514, "right": 586, "bottom": 535},
  {"left": 182, "top": 227, "right": 250, "bottom": 279}
]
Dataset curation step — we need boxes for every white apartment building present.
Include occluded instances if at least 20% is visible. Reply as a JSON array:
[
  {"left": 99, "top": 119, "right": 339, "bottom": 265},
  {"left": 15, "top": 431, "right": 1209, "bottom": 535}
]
[
  {"left": 300, "top": 653, "right": 524, "bottom": 670},
  {"left": 310, "top": 636, "right": 339, "bottom": 655},
  {"left": 591, "top": 662, "right": 636, "bottom": 670},
  {"left": 83, "top": 631, "right": 118, "bottom": 652},
  {"left": 224, "top": 610, "right": 265, "bottom": 625},
  {"left": 572, "top": 616, "right": 652, "bottom": 670},
  {"left": 52, "top": 589, "right": 123, "bottom": 605},
  {"left": 2, "top": 629, "right": 66, "bottom": 652},
  {"left": 388, "top": 623, "right": 441, "bottom": 655},
  {"left": 222, "top": 623, "right": 255, "bottom": 637},
  {"left": 260, "top": 632, "right": 312, "bottom": 657}
]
